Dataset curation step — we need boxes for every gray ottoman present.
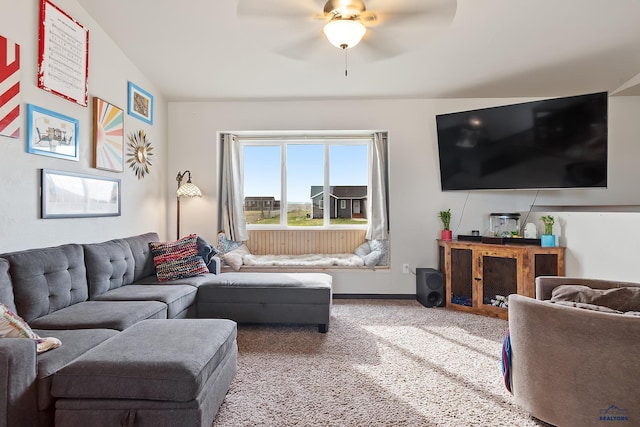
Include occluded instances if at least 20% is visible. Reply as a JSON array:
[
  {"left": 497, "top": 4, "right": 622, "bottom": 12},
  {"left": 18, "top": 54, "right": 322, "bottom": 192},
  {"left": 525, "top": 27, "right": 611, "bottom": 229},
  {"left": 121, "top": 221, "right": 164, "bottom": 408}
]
[
  {"left": 52, "top": 319, "right": 237, "bottom": 427},
  {"left": 196, "top": 272, "right": 332, "bottom": 332}
]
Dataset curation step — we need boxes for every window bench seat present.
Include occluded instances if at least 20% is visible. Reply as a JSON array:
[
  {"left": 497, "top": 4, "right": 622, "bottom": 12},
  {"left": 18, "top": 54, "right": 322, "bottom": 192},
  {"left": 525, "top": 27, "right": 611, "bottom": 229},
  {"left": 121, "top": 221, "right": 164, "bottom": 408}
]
[
  {"left": 221, "top": 265, "right": 389, "bottom": 274},
  {"left": 217, "top": 230, "right": 389, "bottom": 272}
]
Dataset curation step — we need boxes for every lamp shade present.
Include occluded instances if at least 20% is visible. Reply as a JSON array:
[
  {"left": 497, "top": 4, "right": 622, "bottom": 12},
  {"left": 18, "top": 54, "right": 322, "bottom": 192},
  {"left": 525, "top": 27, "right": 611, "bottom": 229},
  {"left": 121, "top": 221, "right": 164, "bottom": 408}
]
[
  {"left": 176, "top": 182, "right": 202, "bottom": 198},
  {"left": 323, "top": 19, "right": 366, "bottom": 49}
]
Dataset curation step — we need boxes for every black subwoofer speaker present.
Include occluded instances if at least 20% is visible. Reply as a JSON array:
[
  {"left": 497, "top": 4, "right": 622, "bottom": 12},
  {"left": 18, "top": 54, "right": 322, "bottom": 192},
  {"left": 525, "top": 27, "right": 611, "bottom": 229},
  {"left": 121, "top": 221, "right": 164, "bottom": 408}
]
[{"left": 416, "top": 268, "right": 445, "bottom": 308}]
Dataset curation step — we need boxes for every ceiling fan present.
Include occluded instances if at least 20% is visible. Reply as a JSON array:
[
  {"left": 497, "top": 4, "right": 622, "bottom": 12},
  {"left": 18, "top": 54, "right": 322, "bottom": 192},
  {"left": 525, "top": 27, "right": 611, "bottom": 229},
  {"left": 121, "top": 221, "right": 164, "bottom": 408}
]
[
  {"left": 237, "top": 0, "right": 457, "bottom": 61},
  {"left": 321, "top": 0, "right": 375, "bottom": 50}
]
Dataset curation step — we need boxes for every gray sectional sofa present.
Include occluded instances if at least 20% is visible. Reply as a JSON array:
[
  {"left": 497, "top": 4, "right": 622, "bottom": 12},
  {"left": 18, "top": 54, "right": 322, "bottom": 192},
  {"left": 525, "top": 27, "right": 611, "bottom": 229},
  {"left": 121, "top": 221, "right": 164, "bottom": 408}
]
[{"left": 0, "top": 232, "right": 333, "bottom": 427}]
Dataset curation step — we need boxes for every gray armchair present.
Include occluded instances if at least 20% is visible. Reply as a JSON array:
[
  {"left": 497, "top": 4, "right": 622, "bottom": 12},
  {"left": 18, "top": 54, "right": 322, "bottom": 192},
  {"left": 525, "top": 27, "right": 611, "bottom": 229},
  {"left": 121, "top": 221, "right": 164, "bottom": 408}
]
[{"left": 507, "top": 276, "right": 640, "bottom": 427}]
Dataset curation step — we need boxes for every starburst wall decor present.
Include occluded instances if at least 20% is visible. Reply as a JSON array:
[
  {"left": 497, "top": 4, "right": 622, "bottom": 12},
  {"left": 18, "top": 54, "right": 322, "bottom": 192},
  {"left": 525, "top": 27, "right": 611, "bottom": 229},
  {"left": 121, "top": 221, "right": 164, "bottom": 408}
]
[{"left": 126, "top": 129, "right": 153, "bottom": 179}]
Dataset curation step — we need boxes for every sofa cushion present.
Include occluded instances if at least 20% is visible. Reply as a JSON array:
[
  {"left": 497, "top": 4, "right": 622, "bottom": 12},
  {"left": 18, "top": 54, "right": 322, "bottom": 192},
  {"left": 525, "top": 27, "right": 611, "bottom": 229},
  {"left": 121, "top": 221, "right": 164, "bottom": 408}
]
[
  {"left": 32, "top": 328, "right": 119, "bottom": 411},
  {"left": 83, "top": 239, "right": 135, "bottom": 299},
  {"left": 150, "top": 235, "right": 209, "bottom": 281},
  {"left": 551, "top": 285, "right": 640, "bottom": 312},
  {"left": 3, "top": 244, "right": 88, "bottom": 322},
  {"left": 52, "top": 319, "right": 237, "bottom": 402},
  {"left": 122, "top": 232, "right": 159, "bottom": 282},
  {"left": 28, "top": 300, "right": 167, "bottom": 331},
  {"left": 0, "top": 258, "right": 17, "bottom": 313},
  {"left": 94, "top": 284, "right": 197, "bottom": 318},
  {"left": 132, "top": 273, "right": 219, "bottom": 288}
]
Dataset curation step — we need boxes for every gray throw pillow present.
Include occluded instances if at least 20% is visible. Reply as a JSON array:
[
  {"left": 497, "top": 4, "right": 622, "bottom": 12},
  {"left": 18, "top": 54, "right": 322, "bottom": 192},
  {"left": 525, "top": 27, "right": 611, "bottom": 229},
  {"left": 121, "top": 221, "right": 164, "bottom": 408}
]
[
  {"left": 368, "top": 239, "right": 389, "bottom": 266},
  {"left": 354, "top": 242, "right": 371, "bottom": 258},
  {"left": 363, "top": 250, "right": 382, "bottom": 267}
]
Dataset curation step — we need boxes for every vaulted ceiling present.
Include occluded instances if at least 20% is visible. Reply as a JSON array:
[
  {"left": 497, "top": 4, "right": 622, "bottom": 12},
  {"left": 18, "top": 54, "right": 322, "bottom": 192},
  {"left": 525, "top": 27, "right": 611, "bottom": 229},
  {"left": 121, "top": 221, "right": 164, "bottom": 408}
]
[{"left": 77, "top": 0, "right": 640, "bottom": 101}]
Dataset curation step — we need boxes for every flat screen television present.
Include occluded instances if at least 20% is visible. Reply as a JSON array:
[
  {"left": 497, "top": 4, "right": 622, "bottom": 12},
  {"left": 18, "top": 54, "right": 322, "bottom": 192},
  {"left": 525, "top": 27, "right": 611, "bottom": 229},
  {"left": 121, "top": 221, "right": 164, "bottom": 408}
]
[{"left": 435, "top": 92, "right": 608, "bottom": 191}]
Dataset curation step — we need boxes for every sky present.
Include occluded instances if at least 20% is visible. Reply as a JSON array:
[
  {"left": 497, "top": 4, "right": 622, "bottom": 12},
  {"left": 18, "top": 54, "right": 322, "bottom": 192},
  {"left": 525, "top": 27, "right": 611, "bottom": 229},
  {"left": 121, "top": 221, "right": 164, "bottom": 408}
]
[{"left": 243, "top": 143, "right": 368, "bottom": 203}]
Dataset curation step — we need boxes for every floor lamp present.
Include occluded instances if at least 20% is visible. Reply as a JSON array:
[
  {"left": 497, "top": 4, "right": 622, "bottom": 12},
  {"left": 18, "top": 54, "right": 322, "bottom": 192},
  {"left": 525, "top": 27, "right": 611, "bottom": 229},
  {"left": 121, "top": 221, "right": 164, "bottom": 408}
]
[{"left": 176, "top": 170, "right": 202, "bottom": 239}]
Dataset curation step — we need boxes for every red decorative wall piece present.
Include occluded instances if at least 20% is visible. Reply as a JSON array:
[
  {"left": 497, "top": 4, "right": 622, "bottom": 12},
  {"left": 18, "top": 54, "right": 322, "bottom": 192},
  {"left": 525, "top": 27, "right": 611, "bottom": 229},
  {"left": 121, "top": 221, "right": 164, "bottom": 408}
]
[{"left": 0, "top": 35, "right": 20, "bottom": 138}]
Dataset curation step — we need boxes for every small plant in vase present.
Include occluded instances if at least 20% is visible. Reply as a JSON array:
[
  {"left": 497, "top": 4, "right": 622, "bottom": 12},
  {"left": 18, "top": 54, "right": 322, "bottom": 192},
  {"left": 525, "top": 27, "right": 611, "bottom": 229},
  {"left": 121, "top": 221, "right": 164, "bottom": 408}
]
[
  {"left": 540, "top": 215, "right": 555, "bottom": 247},
  {"left": 438, "top": 209, "right": 452, "bottom": 240}
]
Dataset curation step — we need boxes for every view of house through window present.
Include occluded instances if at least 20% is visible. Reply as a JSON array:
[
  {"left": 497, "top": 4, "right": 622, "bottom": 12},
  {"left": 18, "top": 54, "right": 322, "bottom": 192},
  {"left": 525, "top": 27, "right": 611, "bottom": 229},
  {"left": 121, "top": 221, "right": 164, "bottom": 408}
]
[{"left": 242, "top": 139, "right": 369, "bottom": 228}]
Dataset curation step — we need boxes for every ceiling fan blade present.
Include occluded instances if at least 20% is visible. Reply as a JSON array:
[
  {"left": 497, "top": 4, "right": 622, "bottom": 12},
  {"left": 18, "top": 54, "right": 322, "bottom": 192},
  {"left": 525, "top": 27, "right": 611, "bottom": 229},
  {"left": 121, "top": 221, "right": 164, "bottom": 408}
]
[
  {"left": 366, "top": 0, "right": 457, "bottom": 28},
  {"left": 275, "top": 33, "right": 328, "bottom": 60},
  {"left": 237, "top": 0, "right": 321, "bottom": 19},
  {"left": 357, "top": 30, "right": 403, "bottom": 61}
]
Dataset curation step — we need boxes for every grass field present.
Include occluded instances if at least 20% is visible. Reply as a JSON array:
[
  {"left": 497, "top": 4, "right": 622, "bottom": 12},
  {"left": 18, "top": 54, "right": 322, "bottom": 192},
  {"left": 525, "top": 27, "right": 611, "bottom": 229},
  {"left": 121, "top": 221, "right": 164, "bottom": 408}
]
[{"left": 249, "top": 210, "right": 365, "bottom": 226}]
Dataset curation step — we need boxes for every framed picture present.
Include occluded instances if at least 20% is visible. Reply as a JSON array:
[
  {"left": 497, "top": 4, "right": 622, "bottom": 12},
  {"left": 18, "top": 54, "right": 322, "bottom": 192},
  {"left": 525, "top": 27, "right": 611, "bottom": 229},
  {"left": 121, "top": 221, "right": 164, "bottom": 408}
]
[
  {"left": 93, "top": 97, "right": 124, "bottom": 172},
  {"left": 0, "top": 34, "right": 20, "bottom": 138},
  {"left": 127, "top": 82, "right": 153, "bottom": 125},
  {"left": 37, "top": 0, "right": 89, "bottom": 106},
  {"left": 26, "top": 104, "right": 79, "bottom": 161},
  {"left": 41, "top": 169, "right": 121, "bottom": 218}
]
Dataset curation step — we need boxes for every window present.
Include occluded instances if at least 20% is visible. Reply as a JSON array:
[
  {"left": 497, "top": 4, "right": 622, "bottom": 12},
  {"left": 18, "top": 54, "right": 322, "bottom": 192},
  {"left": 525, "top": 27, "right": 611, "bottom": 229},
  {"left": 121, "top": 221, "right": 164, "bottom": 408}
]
[
  {"left": 241, "top": 137, "right": 369, "bottom": 228},
  {"left": 242, "top": 145, "right": 281, "bottom": 225}
]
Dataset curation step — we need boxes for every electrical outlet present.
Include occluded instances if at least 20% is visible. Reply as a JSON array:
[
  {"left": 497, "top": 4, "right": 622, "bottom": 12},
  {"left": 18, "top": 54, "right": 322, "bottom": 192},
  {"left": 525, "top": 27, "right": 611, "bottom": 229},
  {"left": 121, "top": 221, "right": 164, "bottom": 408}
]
[{"left": 402, "top": 264, "right": 410, "bottom": 274}]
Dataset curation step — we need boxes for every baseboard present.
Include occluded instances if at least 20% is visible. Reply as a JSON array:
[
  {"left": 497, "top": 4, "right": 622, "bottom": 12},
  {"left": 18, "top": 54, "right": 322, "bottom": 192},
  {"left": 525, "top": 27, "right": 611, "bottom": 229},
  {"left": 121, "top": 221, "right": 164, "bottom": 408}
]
[{"left": 333, "top": 294, "right": 416, "bottom": 300}]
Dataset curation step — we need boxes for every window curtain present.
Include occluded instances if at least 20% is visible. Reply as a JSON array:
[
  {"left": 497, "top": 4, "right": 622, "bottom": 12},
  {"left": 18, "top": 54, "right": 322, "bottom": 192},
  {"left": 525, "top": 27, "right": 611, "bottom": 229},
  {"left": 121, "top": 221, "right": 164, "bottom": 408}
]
[
  {"left": 218, "top": 133, "right": 248, "bottom": 242},
  {"left": 366, "top": 132, "right": 389, "bottom": 240}
]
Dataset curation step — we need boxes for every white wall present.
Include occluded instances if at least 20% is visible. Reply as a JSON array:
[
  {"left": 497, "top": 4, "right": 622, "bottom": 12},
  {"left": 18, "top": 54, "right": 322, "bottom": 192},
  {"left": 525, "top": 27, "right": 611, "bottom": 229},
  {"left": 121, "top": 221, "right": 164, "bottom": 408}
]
[
  {"left": 4, "top": 0, "right": 640, "bottom": 291},
  {"left": 169, "top": 96, "right": 640, "bottom": 294},
  {"left": 0, "top": 0, "right": 169, "bottom": 252}
]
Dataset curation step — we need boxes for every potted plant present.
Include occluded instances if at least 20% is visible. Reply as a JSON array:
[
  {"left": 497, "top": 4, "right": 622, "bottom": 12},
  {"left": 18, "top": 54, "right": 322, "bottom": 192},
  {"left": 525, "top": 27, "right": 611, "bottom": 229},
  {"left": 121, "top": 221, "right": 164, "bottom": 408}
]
[
  {"left": 540, "top": 215, "right": 555, "bottom": 247},
  {"left": 438, "top": 209, "right": 452, "bottom": 240}
]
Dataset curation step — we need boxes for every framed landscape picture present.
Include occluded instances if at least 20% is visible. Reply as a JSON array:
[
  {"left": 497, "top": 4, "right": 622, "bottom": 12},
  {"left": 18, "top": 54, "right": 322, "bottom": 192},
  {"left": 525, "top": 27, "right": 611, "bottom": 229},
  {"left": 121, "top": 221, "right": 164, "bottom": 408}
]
[
  {"left": 127, "top": 81, "right": 153, "bottom": 125},
  {"left": 26, "top": 104, "right": 79, "bottom": 161},
  {"left": 93, "top": 97, "right": 124, "bottom": 172},
  {"left": 41, "top": 169, "right": 121, "bottom": 218}
]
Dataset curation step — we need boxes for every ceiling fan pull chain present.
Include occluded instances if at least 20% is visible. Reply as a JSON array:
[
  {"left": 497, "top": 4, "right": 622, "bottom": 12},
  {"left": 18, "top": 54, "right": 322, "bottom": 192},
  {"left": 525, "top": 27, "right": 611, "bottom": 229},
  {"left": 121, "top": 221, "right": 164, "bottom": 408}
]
[{"left": 342, "top": 44, "right": 348, "bottom": 77}]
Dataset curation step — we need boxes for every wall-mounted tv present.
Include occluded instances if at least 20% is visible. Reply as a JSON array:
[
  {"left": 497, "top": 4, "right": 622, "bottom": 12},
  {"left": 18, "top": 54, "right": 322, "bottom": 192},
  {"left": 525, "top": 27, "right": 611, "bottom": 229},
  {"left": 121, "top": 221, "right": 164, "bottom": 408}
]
[{"left": 435, "top": 92, "right": 608, "bottom": 191}]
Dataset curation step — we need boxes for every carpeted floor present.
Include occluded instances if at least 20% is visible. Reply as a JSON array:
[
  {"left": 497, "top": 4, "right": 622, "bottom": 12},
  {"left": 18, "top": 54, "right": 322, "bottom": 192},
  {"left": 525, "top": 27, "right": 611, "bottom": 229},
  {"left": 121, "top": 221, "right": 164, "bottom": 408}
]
[{"left": 212, "top": 299, "right": 549, "bottom": 426}]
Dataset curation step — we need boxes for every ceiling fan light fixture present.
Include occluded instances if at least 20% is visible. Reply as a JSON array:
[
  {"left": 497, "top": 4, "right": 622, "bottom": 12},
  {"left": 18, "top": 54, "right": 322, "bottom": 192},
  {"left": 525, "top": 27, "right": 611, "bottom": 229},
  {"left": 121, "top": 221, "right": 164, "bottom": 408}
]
[{"left": 323, "top": 19, "right": 366, "bottom": 49}]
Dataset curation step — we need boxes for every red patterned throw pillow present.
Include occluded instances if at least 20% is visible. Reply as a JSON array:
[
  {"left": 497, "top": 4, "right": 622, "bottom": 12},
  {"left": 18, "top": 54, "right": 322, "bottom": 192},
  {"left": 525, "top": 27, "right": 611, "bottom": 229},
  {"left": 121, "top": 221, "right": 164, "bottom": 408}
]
[{"left": 149, "top": 234, "right": 209, "bottom": 281}]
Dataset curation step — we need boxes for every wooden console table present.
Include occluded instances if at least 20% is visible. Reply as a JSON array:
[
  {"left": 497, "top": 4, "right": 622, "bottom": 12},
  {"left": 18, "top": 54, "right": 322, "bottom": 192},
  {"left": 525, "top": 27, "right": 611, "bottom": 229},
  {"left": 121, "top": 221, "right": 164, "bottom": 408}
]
[{"left": 437, "top": 240, "right": 565, "bottom": 320}]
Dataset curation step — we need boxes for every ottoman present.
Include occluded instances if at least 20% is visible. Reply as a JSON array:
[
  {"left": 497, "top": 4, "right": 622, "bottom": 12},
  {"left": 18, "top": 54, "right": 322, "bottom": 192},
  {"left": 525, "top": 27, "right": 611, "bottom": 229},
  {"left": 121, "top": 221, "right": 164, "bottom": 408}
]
[
  {"left": 196, "top": 272, "right": 333, "bottom": 332},
  {"left": 51, "top": 319, "right": 237, "bottom": 427}
]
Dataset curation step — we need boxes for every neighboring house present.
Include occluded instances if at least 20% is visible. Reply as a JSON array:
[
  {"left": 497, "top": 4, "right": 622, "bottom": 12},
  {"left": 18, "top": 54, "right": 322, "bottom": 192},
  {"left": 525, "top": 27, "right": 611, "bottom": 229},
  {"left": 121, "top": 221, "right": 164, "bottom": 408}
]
[
  {"left": 310, "top": 186, "right": 367, "bottom": 220},
  {"left": 244, "top": 196, "right": 281, "bottom": 211}
]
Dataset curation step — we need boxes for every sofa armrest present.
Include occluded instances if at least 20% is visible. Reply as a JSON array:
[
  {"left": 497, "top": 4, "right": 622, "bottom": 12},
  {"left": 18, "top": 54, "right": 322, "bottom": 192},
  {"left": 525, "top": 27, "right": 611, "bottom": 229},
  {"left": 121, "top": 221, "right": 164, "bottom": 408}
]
[
  {"left": 535, "top": 276, "right": 640, "bottom": 300},
  {"left": 209, "top": 256, "right": 221, "bottom": 275},
  {"left": 0, "top": 338, "right": 39, "bottom": 427}
]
